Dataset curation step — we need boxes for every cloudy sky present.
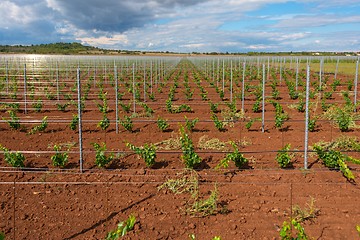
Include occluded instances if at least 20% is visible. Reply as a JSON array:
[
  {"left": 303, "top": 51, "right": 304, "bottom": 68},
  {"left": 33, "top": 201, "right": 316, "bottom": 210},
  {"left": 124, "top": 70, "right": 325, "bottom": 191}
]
[{"left": 1, "top": 0, "right": 360, "bottom": 52}]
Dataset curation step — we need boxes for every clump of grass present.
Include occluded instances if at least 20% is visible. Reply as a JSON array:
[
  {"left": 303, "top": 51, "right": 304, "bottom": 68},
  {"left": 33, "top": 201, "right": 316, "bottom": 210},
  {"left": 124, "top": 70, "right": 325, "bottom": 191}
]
[
  {"left": 197, "top": 135, "right": 230, "bottom": 152},
  {"left": 292, "top": 196, "right": 320, "bottom": 223},
  {"left": 221, "top": 109, "right": 245, "bottom": 128},
  {"left": 158, "top": 170, "right": 225, "bottom": 217},
  {"left": 315, "top": 135, "right": 360, "bottom": 151},
  {"left": 186, "top": 184, "right": 219, "bottom": 217},
  {"left": 155, "top": 134, "right": 182, "bottom": 150},
  {"left": 322, "top": 105, "right": 360, "bottom": 131},
  {"left": 158, "top": 169, "right": 198, "bottom": 197}
]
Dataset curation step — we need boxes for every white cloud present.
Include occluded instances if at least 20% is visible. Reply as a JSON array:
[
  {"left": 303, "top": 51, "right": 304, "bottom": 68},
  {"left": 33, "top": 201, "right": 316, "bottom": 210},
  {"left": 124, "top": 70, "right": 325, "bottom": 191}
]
[
  {"left": 0, "top": 1, "right": 36, "bottom": 26},
  {"left": 1, "top": 0, "right": 360, "bottom": 52},
  {"left": 273, "top": 14, "right": 360, "bottom": 28},
  {"left": 77, "top": 34, "right": 129, "bottom": 47}
]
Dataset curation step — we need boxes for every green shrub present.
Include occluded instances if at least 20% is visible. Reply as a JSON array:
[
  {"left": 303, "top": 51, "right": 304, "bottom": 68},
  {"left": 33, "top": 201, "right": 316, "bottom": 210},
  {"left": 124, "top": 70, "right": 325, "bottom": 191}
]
[
  {"left": 216, "top": 142, "right": 248, "bottom": 169},
  {"left": 51, "top": 144, "right": 68, "bottom": 168},
  {"left": 126, "top": 142, "right": 156, "bottom": 167},
  {"left": 92, "top": 142, "right": 114, "bottom": 168},
  {"left": 252, "top": 100, "right": 261, "bottom": 113},
  {"left": 70, "top": 114, "right": 79, "bottom": 131},
  {"left": 28, "top": 116, "right": 48, "bottom": 135},
  {"left": 157, "top": 117, "right": 169, "bottom": 132},
  {"left": 98, "top": 114, "right": 110, "bottom": 130},
  {"left": 0, "top": 145, "right": 25, "bottom": 168},
  {"left": 276, "top": 144, "right": 292, "bottom": 168},
  {"left": 119, "top": 116, "right": 133, "bottom": 132},
  {"left": 308, "top": 117, "right": 317, "bottom": 132},
  {"left": 32, "top": 99, "right": 43, "bottom": 112},
  {"left": 313, "top": 144, "right": 355, "bottom": 181},
  {"left": 4, "top": 110, "right": 21, "bottom": 130},
  {"left": 106, "top": 214, "right": 136, "bottom": 239},
  {"left": 209, "top": 102, "right": 219, "bottom": 113},
  {"left": 56, "top": 102, "right": 69, "bottom": 112},
  {"left": 185, "top": 116, "right": 198, "bottom": 132},
  {"left": 280, "top": 219, "right": 308, "bottom": 240},
  {"left": 335, "top": 108, "right": 352, "bottom": 132},
  {"left": 211, "top": 113, "right": 225, "bottom": 132},
  {"left": 179, "top": 126, "right": 201, "bottom": 169}
]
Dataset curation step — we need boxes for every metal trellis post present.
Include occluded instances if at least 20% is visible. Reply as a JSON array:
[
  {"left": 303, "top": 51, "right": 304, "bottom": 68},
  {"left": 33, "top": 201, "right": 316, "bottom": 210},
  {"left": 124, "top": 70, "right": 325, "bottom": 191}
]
[{"left": 77, "top": 68, "right": 83, "bottom": 172}]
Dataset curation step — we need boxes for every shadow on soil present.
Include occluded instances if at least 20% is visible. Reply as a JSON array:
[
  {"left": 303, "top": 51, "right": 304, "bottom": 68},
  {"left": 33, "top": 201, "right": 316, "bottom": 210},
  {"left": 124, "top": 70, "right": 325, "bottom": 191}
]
[
  {"left": 152, "top": 160, "right": 169, "bottom": 169},
  {"left": 64, "top": 194, "right": 155, "bottom": 240}
]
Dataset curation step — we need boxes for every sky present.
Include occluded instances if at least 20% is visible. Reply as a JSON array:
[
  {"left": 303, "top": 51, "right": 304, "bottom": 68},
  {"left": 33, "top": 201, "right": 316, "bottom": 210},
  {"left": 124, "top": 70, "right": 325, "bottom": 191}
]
[{"left": 0, "top": 0, "right": 360, "bottom": 53}]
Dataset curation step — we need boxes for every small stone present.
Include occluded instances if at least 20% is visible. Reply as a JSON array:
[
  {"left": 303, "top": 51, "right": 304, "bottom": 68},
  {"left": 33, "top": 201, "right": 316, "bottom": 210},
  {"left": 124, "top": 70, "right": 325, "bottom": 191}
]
[
  {"left": 134, "top": 223, "right": 141, "bottom": 231},
  {"left": 253, "top": 204, "right": 261, "bottom": 210},
  {"left": 189, "top": 223, "right": 196, "bottom": 229},
  {"left": 20, "top": 214, "right": 28, "bottom": 220},
  {"left": 271, "top": 208, "right": 279, "bottom": 213},
  {"left": 137, "top": 169, "right": 146, "bottom": 175},
  {"left": 231, "top": 224, "right": 237, "bottom": 230}
]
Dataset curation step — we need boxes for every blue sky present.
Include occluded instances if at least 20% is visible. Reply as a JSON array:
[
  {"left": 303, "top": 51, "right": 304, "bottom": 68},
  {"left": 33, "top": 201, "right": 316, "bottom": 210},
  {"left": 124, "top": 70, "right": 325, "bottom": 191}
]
[{"left": 0, "top": 0, "right": 360, "bottom": 52}]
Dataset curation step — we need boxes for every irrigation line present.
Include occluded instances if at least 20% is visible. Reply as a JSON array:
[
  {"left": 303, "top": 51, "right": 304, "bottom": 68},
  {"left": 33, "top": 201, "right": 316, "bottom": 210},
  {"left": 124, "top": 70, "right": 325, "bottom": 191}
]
[
  {"left": 2, "top": 95, "right": 354, "bottom": 107},
  {"left": 1, "top": 149, "right": 358, "bottom": 156},
  {"left": 0, "top": 166, "right": 358, "bottom": 178},
  {"left": 0, "top": 180, "right": 357, "bottom": 186},
  {"left": 0, "top": 118, "right": 359, "bottom": 125}
]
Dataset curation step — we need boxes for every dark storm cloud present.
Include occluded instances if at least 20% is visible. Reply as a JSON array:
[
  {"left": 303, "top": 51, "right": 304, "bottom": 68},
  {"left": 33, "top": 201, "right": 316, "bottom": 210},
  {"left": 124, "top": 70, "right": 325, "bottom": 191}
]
[{"left": 48, "top": 0, "right": 207, "bottom": 32}]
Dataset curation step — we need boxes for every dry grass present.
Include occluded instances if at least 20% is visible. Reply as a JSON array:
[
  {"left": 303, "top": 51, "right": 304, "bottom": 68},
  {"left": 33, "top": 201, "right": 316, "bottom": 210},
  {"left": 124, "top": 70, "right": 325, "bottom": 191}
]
[
  {"left": 197, "top": 135, "right": 251, "bottom": 151},
  {"left": 155, "top": 133, "right": 182, "bottom": 150},
  {"left": 197, "top": 135, "right": 230, "bottom": 151}
]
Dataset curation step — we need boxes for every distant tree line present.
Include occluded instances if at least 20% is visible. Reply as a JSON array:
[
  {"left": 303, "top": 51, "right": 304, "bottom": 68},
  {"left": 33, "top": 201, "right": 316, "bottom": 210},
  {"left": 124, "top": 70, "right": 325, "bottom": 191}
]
[{"left": 0, "top": 42, "right": 358, "bottom": 56}]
